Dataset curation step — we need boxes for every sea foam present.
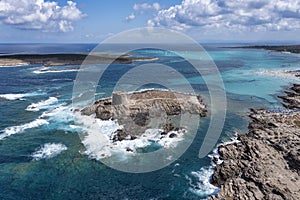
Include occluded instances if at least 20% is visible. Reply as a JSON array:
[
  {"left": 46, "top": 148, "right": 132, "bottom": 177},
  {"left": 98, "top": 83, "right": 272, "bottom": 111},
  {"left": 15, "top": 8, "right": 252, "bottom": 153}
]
[
  {"left": 74, "top": 112, "right": 186, "bottom": 160},
  {"left": 33, "top": 67, "right": 79, "bottom": 74},
  {"left": 0, "top": 92, "right": 45, "bottom": 101},
  {"left": 188, "top": 133, "right": 240, "bottom": 197},
  {"left": 0, "top": 119, "right": 49, "bottom": 140},
  {"left": 26, "top": 97, "right": 58, "bottom": 112},
  {"left": 32, "top": 143, "right": 67, "bottom": 161},
  {"left": 253, "top": 69, "right": 300, "bottom": 81},
  {"left": 188, "top": 166, "right": 219, "bottom": 197}
]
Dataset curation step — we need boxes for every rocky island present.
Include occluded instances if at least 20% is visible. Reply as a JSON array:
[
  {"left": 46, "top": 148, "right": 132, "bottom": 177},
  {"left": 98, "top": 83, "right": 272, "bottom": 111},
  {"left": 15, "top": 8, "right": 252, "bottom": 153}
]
[
  {"left": 81, "top": 90, "right": 207, "bottom": 144},
  {"left": 0, "top": 53, "right": 157, "bottom": 67},
  {"left": 209, "top": 84, "right": 300, "bottom": 199}
]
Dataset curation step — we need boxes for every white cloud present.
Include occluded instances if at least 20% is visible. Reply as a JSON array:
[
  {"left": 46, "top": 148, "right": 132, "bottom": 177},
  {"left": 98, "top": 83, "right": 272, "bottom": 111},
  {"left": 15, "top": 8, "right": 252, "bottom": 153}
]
[
  {"left": 133, "top": 3, "right": 161, "bottom": 12},
  {"left": 0, "top": 0, "right": 85, "bottom": 32},
  {"left": 149, "top": 0, "right": 300, "bottom": 31},
  {"left": 126, "top": 13, "right": 136, "bottom": 21},
  {"left": 152, "top": 3, "right": 161, "bottom": 11},
  {"left": 126, "top": 2, "right": 161, "bottom": 22}
]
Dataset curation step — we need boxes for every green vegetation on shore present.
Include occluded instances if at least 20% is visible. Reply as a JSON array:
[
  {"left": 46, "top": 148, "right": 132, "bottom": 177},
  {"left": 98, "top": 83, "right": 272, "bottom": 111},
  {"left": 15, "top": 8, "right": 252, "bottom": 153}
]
[
  {"left": 0, "top": 53, "right": 158, "bottom": 66},
  {"left": 230, "top": 44, "right": 300, "bottom": 54}
]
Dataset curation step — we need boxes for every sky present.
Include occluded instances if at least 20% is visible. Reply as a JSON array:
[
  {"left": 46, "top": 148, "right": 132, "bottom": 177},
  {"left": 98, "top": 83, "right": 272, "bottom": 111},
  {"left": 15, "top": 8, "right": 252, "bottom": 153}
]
[{"left": 1, "top": 0, "right": 300, "bottom": 43}]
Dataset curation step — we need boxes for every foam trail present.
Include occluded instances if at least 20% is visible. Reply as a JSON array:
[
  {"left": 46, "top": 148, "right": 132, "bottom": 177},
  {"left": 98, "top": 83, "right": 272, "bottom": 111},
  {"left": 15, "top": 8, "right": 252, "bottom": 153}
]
[
  {"left": 0, "top": 119, "right": 49, "bottom": 140},
  {"left": 0, "top": 92, "right": 45, "bottom": 101},
  {"left": 26, "top": 97, "right": 58, "bottom": 112},
  {"left": 0, "top": 64, "right": 29, "bottom": 68},
  {"left": 32, "top": 143, "right": 67, "bottom": 161},
  {"left": 33, "top": 67, "right": 79, "bottom": 74}
]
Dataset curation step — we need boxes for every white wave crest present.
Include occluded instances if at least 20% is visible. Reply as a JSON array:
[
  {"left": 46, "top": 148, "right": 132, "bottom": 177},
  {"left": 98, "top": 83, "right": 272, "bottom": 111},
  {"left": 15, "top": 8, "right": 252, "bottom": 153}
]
[
  {"left": 188, "top": 133, "right": 240, "bottom": 197},
  {"left": 253, "top": 69, "right": 300, "bottom": 80},
  {"left": 0, "top": 119, "right": 49, "bottom": 140},
  {"left": 32, "top": 143, "right": 67, "bottom": 161},
  {"left": 74, "top": 112, "right": 185, "bottom": 160},
  {"left": 0, "top": 92, "right": 45, "bottom": 101},
  {"left": 33, "top": 67, "right": 79, "bottom": 74},
  {"left": 26, "top": 97, "right": 58, "bottom": 112}
]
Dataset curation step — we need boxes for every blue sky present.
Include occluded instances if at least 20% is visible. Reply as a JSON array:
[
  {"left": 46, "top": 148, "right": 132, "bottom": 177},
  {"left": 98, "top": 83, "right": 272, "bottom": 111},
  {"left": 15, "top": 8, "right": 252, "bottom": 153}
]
[{"left": 1, "top": 0, "right": 300, "bottom": 43}]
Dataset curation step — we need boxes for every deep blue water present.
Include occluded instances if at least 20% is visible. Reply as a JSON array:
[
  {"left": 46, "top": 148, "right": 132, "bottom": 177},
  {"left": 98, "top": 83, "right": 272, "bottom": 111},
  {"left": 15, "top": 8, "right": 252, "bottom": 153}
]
[{"left": 0, "top": 44, "right": 299, "bottom": 200}]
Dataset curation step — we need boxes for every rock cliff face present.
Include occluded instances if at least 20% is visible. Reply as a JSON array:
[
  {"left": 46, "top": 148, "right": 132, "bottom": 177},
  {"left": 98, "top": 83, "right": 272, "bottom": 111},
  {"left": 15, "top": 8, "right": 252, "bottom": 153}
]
[
  {"left": 209, "top": 84, "right": 300, "bottom": 200},
  {"left": 81, "top": 90, "right": 207, "bottom": 140},
  {"left": 279, "top": 84, "right": 300, "bottom": 109}
]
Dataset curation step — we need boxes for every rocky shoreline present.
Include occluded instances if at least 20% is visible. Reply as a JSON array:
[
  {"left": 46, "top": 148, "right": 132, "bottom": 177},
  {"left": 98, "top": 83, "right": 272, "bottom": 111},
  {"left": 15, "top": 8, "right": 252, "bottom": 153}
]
[{"left": 209, "top": 84, "right": 300, "bottom": 199}]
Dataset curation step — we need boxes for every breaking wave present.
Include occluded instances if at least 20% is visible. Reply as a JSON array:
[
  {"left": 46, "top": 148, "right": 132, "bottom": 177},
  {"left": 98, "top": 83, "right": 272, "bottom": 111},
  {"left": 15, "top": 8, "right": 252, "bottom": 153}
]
[
  {"left": 0, "top": 92, "right": 45, "bottom": 101},
  {"left": 0, "top": 119, "right": 49, "bottom": 140},
  {"left": 187, "top": 166, "right": 219, "bottom": 197},
  {"left": 26, "top": 97, "right": 58, "bottom": 112},
  {"left": 74, "top": 113, "right": 185, "bottom": 160},
  {"left": 32, "top": 143, "right": 67, "bottom": 161}
]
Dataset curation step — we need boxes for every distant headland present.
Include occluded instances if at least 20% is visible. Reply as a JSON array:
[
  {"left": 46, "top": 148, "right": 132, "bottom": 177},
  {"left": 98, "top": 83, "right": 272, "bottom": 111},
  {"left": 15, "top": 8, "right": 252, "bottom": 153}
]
[
  {"left": 0, "top": 53, "right": 158, "bottom": 67},
  {"left": 229, "top": 44, "right": 300, "bottom": 54}
]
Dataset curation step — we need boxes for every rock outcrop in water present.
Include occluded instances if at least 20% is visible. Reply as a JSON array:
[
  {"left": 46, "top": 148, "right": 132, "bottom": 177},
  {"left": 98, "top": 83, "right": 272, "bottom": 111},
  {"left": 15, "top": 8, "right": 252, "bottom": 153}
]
[
  {"left": 279, "top": 84, "right": 300, "bottom": 109},
  {"left": 81, "top": 90, "right": 207, "bottom": 140},
  {"left": 209, "top": 84, "right": 300, "bottom": 199}
]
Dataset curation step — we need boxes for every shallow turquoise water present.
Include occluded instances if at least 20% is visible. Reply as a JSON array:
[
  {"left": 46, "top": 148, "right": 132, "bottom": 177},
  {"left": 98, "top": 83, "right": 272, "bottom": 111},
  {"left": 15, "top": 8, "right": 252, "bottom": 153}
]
[{"left": 0, "top": 44, "right": 299, "bottom": 199}]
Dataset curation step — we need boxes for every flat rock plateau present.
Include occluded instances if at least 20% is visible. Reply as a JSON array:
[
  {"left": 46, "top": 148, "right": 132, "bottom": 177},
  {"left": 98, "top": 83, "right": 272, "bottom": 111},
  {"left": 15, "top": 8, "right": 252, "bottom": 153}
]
[{"left": 209, "top": 84, "right": 300, "bottom": 200}]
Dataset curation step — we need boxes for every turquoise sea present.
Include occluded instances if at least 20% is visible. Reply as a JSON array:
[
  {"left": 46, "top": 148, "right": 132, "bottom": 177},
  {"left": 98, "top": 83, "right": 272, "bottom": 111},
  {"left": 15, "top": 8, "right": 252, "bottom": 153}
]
[{"left": 0, "top": 44, "right": 299, "bottom": 199}]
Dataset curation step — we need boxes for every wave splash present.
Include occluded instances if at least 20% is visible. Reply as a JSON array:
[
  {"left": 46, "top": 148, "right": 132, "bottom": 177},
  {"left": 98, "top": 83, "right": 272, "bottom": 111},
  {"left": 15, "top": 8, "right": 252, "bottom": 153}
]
[
  {"left": 33, "top": 67, "right": 79, "bottom": 74},
  {"left": 32, "top": 143, "right": 67, "bottom": 161},
  {"left": 0, "top": 119, "right": 49, "bottom": 140},
  {"left": 26, "top": 97, "right": 58, "bottom": 112},
  {"left": 187, "top": 166, "right": 219, "bottom": 197},
  {"left": 0, "top": 92, "right": 45, "bottom": 101},
  {"left": 74, "top": 113, "right": 185, "bottom": 160}
]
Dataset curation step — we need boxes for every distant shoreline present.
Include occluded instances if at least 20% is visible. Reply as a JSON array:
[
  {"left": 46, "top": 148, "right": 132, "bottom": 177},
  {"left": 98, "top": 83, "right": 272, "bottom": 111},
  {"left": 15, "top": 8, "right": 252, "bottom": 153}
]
[
  {"left": 228, "top": 44, "right": 300, "bottom": 54},
  {"left": 0, "top": 53, "right": 158, "bottom": 67}
]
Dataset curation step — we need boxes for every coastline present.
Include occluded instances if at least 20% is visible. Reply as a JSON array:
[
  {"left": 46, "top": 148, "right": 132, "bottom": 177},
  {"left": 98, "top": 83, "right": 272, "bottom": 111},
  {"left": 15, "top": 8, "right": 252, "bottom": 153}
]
[
  {"left": 228, "top": 44, "right": 300, "bottom": 54},
  {"left": 208, "top": 83, "right": 300, "bottom": 199},
  {"left": 0, "top": 53, "right": 158, "bottom": 66}
]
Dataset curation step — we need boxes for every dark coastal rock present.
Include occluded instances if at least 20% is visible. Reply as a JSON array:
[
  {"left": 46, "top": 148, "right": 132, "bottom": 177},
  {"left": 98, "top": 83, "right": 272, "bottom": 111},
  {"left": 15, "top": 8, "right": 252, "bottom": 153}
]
[
  {"left": 169, "top": 133, "right": 177, "bottom": 138},
  {"left": 163, "top": 123, "right": 175, "bottom": 133},
  {"left": 209, "top": 83, "right": 300, "bottom": 200},
  {"left": 278, "top": 84, "right": 300, "bottom": 109},
  {"left": 112, "top": 129, "right": 127, "bottom": 142},
  {"left": 82, "top": 90, "right": 207, "bottom": 140},
  {"left": 130, "top": 112, "right": 149, "bottom": 127}
]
